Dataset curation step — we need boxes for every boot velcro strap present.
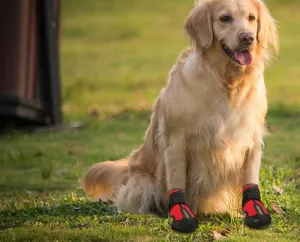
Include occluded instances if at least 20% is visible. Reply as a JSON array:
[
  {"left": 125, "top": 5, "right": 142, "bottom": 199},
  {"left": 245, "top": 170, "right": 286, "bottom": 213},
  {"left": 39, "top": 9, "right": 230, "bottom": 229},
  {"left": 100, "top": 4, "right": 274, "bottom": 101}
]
[
  {"left": 243, "top": 185, "right": 261, "bottom": 207},
  {"left": 169, "top": 190, "right": 185, "bottom": 209}
]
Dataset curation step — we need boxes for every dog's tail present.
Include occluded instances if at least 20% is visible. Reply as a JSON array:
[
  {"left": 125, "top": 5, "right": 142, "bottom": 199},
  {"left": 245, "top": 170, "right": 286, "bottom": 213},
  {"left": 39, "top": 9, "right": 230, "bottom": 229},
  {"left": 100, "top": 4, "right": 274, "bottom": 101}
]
[{"left": 80, "top": 159, "right": 129, "bottom": 201}]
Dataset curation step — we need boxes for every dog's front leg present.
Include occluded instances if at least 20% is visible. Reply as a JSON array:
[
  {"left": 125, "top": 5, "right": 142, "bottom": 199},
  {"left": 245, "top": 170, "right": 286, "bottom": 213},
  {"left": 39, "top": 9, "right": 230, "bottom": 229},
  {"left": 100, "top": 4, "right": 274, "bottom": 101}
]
[
  {"left": 242, "top": 144, "right": 271, "bottom": 229},
  {"left": 164, "top": 131, "right": 198, "bottom": 233}
]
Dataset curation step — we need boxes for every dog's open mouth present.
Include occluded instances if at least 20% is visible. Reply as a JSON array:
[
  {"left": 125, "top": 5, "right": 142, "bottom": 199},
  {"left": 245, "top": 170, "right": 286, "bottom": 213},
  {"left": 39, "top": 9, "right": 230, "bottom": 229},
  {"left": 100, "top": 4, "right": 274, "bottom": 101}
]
[{"left": 221, "top": 41, "right": 253, "bottom": 66}]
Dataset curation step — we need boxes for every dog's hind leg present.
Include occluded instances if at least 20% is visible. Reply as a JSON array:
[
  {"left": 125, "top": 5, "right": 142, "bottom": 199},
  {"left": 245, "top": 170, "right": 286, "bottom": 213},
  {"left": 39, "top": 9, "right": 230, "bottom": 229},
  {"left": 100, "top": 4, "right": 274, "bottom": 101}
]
[{"left": 116, "top": 171, "right": 161, "bottom": 214}]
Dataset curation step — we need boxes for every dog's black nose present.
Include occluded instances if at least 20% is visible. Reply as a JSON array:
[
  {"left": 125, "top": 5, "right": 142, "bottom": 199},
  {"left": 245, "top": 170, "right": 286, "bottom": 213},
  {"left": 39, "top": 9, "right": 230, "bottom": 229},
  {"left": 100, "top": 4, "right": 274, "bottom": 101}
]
[{"left": 239, "top": 33, "right": 254, "bottom": 45}]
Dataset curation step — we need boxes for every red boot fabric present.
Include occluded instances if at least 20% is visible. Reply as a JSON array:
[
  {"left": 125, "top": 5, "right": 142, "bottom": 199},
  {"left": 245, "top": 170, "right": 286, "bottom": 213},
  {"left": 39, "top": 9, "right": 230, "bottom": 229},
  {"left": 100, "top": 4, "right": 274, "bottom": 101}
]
[
  {"left": 242, "top": 184, "right": 271, "bottom": 229},
  {"left": 168, "top": 189, "right": 198, "bottom": 233}
]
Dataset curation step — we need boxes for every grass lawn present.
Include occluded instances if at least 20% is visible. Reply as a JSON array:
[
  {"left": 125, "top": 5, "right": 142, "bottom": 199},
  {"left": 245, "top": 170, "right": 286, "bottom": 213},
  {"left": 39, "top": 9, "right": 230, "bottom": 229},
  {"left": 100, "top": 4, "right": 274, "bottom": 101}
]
[{"left": 1, "top": 0, "right": 300, "bottom": 241}]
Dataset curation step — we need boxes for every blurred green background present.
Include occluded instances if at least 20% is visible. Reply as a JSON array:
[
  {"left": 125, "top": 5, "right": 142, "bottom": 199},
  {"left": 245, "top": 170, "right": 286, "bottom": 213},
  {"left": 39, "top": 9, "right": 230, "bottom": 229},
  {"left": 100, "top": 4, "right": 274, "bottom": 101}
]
[
  {"left": 0, "top": 0, "right": 299, "bottom": 241},
  {"left": 61, "top": 0, "right": 300, "bottom": 115}
]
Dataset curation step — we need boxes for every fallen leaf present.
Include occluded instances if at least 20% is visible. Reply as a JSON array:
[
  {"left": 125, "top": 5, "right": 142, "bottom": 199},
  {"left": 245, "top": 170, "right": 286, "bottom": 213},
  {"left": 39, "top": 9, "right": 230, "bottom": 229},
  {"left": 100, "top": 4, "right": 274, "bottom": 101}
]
[
  {"left": 271, "top": 202, "right": 286, "bottom": 214},
  {"left": 211, "top": 230, "right": 228, "bottom": 240},
  {"left": 273, "top": 185, "right": 284, "bottom": 195}
]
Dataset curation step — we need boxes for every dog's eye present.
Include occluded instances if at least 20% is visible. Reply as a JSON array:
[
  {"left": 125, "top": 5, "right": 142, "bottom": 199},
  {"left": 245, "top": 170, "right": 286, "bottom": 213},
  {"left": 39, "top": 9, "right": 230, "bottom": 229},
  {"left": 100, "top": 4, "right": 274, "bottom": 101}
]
[
  {"left": 249, "top": 15, "right": 256, "bottom": 22},
  {"left": 220, "top": 15, "right": 233, "bottom": 23}
]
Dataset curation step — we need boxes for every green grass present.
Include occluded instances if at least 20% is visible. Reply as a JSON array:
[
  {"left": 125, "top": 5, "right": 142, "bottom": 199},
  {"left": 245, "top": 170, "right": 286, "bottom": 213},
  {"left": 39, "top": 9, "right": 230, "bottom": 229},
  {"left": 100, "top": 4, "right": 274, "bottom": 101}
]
[{"left": 1, "top": 0, "right": 300, "bottom": 241}]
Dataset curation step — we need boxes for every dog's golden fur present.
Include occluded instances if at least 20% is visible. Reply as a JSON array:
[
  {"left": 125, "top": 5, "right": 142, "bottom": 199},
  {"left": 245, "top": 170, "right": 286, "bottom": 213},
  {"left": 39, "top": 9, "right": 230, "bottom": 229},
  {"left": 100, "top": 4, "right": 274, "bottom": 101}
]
[{"left": 81, "top": 0, "right": 278, "bottom": 216}]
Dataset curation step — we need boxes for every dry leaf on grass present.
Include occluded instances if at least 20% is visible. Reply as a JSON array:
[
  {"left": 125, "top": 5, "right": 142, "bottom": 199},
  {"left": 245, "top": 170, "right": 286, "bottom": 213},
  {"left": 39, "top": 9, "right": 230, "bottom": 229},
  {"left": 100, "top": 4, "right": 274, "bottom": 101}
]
[
  {"left": 211, "top": 230, "right": 229, "bottom": 240},
  {"left": 273, "top": 185, "right": 284, "bottom": 195},
  {"left": 271, "top": 202, "right": 287, "bottom": 214}
]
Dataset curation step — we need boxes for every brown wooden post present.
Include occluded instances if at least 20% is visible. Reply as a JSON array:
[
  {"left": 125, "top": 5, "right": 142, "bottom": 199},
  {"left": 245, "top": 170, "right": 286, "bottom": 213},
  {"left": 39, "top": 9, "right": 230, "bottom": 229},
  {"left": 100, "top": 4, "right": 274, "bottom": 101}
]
[{"left": 0, "top": 0, "right": 61, "bottom": 131}]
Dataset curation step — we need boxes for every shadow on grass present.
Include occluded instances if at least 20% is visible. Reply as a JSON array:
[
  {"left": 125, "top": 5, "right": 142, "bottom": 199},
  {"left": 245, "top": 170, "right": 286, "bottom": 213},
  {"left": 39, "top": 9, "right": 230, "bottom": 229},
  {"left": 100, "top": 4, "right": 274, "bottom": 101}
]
[
  {"left": 0, "top": 199, "right": 118, "bottom": 230},
  {"left": 1, "top": 103, "right": 299, "bottom": 135},
  {"left": 267, "top": 103, "right": 300, "bottom": 119},
  {"left": 102, "top": 103, "right": 300, "bottom": 123},
  {"left": 0, "top": 183, "right": 74, "bottom": 194}
]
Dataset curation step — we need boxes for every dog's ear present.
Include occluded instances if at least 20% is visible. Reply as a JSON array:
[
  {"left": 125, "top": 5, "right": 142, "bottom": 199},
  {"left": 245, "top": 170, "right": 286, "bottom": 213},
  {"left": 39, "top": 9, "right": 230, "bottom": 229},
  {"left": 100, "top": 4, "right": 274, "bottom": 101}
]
[
  {"left": 257, "top": 1, "right": 279, "bottom": 58},
  {"left": 184, "top": 1, "right": 213, "bottom": 49}
]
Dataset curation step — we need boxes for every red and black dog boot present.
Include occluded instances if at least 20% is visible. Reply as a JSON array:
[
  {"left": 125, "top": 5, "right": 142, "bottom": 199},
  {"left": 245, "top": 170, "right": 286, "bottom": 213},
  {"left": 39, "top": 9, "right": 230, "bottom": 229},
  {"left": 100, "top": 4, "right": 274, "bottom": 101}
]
[
  {"left": 168, "top": 189, "right": 198, "bottom": 233},
  {"left": 242, "top": 184, "right": 271, "bottom": 229}
]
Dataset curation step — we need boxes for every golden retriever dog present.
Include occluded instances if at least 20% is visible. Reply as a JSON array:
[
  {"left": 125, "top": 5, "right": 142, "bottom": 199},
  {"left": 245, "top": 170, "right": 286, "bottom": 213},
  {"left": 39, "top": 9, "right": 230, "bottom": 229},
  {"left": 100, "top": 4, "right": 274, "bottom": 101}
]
[{"left": 81, "top": 0, "right": 278, "bottom": 233}]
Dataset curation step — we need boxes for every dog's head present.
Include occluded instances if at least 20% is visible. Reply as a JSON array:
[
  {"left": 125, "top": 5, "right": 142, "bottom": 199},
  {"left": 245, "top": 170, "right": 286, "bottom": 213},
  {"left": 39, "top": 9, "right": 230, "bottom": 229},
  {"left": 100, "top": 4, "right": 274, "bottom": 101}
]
[{"left": 184, "top": 0, "right": 278, "bottom": 66}]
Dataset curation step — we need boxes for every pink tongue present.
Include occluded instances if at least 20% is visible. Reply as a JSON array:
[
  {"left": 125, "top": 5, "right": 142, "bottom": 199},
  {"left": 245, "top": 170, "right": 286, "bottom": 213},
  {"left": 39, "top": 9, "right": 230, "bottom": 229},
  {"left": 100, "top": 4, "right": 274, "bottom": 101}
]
[{"left": 234, "top": 52, "right": 252, "bottom": 65}]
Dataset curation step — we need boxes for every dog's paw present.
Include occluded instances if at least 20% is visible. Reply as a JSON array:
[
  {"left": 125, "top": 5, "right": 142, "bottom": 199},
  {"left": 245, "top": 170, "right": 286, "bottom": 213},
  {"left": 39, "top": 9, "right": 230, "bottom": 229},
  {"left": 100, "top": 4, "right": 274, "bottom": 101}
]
[
  {"left": 170, "top": 204, "right": 198, "bottom": 233},
  {"left": 168, "top": 190, "right": 198, "bottom": 233},
  {"left": 243, "top": 200, "right": 271, "bottom": 229},
  {"left": 242, "top": 184, "right": 271, "bottom": 229}
]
